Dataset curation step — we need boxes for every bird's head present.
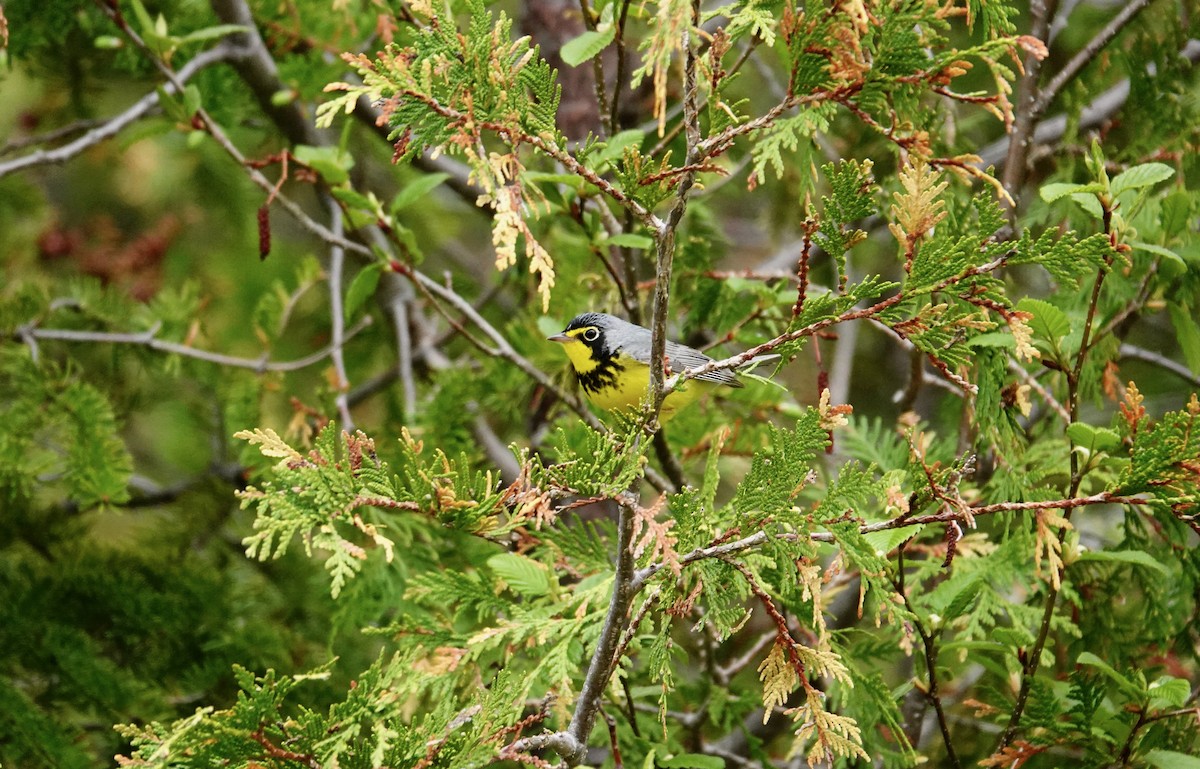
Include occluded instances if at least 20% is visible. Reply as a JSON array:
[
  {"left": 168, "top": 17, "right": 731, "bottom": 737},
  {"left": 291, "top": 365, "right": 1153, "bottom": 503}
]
[{"left": 547, "top": 313, "right": 618, "bottom": 374}]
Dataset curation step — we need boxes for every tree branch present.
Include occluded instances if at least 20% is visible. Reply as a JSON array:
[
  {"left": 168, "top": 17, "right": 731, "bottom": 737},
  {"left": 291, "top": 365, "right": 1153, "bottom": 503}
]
[
  {"left": 1000, "top": 0, "right": 1057, "bottom": 213},
  {"left": 565, "top": 498, "right": 638, "bottom": 764},
  {"left": 14, "top": 318, "right": 371, "bottom": 372},
  {"left": 324, "top": 193, "right": 354, "bottom": 431},
  {"left": 209, "top": 0, "right": 325, "bottom": 146},
  {"left": 892, "top": 574, "right": 962, "bottom": 768},
  {"left": 632, "top": 492, "right": 1149, "bottom": 591},
  {"left": 648, "top": 0, "right": 703, "bottom": 419},
  {"left": 0, "top": 43, "right": 236, "bottom": 178},
  {"left": 1030, "top": 0, "right": 1155, "bottom": 118},
  {"left": 1120, "top": 344, "right": 1200, "bottom": 388},
  {"left": 663, "top": 253, "right": 1011, "bottom": 396}
]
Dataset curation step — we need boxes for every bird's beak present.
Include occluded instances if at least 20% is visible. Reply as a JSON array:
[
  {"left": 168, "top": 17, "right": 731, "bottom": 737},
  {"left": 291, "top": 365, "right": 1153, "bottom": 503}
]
[{"left": 547, "top": 333, "right": 572, "bottom": 343}]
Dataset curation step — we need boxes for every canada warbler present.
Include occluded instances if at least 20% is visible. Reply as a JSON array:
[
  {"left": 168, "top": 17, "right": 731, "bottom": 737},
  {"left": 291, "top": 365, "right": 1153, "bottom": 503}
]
[{"left": 548, "top": 312, "right": 764, "bottom": 417}]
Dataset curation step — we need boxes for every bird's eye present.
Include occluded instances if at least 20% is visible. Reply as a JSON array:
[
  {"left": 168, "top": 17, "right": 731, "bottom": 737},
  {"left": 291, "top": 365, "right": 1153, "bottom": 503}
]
[{"left": 582, "top": 327, "right": 600, "bottom": 342}]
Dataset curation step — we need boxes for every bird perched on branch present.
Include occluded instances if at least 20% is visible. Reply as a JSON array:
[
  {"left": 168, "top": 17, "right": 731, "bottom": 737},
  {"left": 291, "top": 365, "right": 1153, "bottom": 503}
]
[{"left": 548, "top": 312, "right": 772, "bottom": 418}]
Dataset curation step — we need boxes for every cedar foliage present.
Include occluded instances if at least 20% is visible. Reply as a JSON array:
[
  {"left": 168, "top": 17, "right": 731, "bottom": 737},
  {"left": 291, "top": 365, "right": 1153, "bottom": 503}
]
[{"left": 1, "top": 1, "right": 1199, "bottom": 768}]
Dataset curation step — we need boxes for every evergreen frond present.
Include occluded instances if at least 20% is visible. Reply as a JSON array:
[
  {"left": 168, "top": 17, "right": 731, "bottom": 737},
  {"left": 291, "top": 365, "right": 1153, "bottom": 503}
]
[{"left": 729, "top": 410, "right": 828, "bottom": 518}]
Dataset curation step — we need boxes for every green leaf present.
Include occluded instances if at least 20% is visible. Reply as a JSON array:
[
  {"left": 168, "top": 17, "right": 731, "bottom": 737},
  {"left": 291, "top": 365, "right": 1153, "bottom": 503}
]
[
  {"left": 861, "top": 525, "right": 923, "bottom": 558},
  {"left": 181, "top": 85, "right": 202, "bottom": 116},
  {"left": 1066, "top": 423, "right": 1121, "bottom": 453},
  {"left": 592, "top": 130, "right": 645, "bottom": 164},
  {"left": 392, "top": 173, "right": 452, "bottom": 212},
  {"left": 943, "top": 576, "right": 984, "bottom": 620},
  {"left": 488, "top": 553, "right": 552, "bottom": 597},
  {"left": 1076, "top": 652, "right": 1145, "bottom": 700},
  {"left": 561, "top": 26, "right": 615, "bottom": 67},
  {"left": 1039, "top": 182, "right": 1104, "bottom": 202},
  {"left": 1147, "top": 676, "right": 1191, "bottom": 710},
  {"left": 1160, "top": 190, "right": 1192, "bottom": 238},
  {"left": 660, "top": 754, "right": 726, "bottom": 769},
  {"left": 1076, "top": 550, "right": 1169, "bottom": 576},
  {"left": 603, "top": 233, "right": 654, "bottom": 249},
  {"left": 128, "top": 0, "right": 157, "bottom": 39},
  {"left": 1144, "top": 750, "right": 1200, "bottom": 769},
  {"left": 1110, "top": 163, "right": 1174, "bottom": 197},
  {"left": 1168, "top": 304, "right": 1200, "bottom": 376},
  {"left": 294, "top": 145, "right": 354, "bottom": 185},
  {"left": 344, "top": 263, "right": 383, "bottom": 320},
  {"left": 1016, "top": 298, "right": 1071, "bottom": 358},
  {"left": 966, "top": 331, "right": 1015, "bottom": 349},
  {"left": 156, "top": 85, "right": 188, "bottom": 123},
  {"left": 1070, "top": 192, "right": 1105, "bottom": 220},
  {"left": 1129, "top": 241, "right": 1185, "bottom": 270},
  {"left": 176, "top": 24, "right": 249, "bottom": 44},
  {"left": 332, "top": 187, "right": 382, "bottom": 216}
]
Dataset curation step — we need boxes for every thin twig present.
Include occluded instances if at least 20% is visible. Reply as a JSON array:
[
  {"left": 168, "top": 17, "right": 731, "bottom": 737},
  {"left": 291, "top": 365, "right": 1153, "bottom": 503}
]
[
  {"left": 389, "top": 289, "right": 419, "bottom": 416},
  {"left": 577, "top": 0, "right": 611, "bottom": 137},
  {"left": 566, "top": 499, "right": 638, "bottom": 764},
  {"left": 998, "top": 199, "right": 1118, "bottom": 752},
  {"left": 1119, "top": 344, "right": 1200, "bottom": 388},
  {"left": 647, "top": 0, "right": 702, "bottom": 419},
  {"left": 1, "top": 117, "right": 106, "bottom": 156},
  {"left": 1009, "top": 359, "right": 1071, "bottom": 424},
  {"left": 1030, "top": 0, "right": 1156, "bottom": 118},
  {"left": 664, "top": 253, "right": 1011, "bottom": 395},
  {"left": 892, "top": 575, "right": 962, "bottom": 769},
  {"left": 1000, "top": 0, "right": 1057, "bottom": 212},
  {"left": 715, "top": 629, "right": 778, "bottom": 685},
  {"left": 15, "top": 318, "right": 372, "bottom": 372},
  {"left": 0, "top": 43, "right": 236, "bottom": 178},
  {"left": 608, "top": 0, "right": 632, "bottom": 133},
  {"left": 325, "top": 194, "right": 354, "bottom": 431},
  {"left": 405, "top": 266, "right": 602, "bottom": 432},
  {"left": 631, "top": 491, "right": 1148, "bottom": 590}
]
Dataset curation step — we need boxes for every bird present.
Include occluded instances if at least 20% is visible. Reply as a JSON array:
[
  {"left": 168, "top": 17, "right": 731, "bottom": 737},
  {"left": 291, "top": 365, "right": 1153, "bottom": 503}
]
[{"left": 547, "top": 311, "right": 768, "bottom": 417}]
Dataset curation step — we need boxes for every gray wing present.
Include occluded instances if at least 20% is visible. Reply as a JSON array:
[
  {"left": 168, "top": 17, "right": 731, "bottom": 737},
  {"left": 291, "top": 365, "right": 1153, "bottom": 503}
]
[
  {"left": 612, "top": 316, "right": 742, "bottom": 387},
  {"left": 666, "top": 339, "right": 742, "bottom": 387}
]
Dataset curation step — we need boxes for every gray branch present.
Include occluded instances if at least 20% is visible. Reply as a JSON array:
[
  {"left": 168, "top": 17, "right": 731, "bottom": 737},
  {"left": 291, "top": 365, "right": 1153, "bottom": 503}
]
[
  {"left": 0, "top": 43, "right": 236, "bottom": 178},
  {"left": 15, "top": 317, "right": 372, "bottom": 372},
  {"left": 1031, "top": 0, "right": 1155, "bottom": 118},
  {"left": 1120, "top": 344, "right": 1200, "bottom": 388}
]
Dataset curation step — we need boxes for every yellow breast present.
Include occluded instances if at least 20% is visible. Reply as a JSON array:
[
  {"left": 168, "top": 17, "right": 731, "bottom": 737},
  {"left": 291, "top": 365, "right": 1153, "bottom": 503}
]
[{"left": 560, "top": 341, "right": 709, "bottom": 419}]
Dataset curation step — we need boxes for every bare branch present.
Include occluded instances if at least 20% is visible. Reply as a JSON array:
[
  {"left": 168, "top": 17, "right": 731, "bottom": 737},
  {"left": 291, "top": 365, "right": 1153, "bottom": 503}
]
[
  {"left": 1120, "top": 344, "right": 1200, "bottom": 388},
  {"left": 664, "top": 253, "right": 1011, "bottom": 395},
  {"left": 507, "top": 731, "right": 583, "bottom": 765},
  {"left": 16, "top": 317, "right": 371, "bottom": 372},
  {"left": 0, "top": 43, "right": 236, "bottom": 178},
  {"left": 325, "top": 194, "right": 354, "bottom": 431},
  {"left": 1, "top": 117, "right": 106, "bottom": 156},
  {"left": 632, "top": 491, "right": 1151, "bottom": 590},
  {"left": 403, "top": 266, "right": 602, "bottom": 432},
  {"left": 1031, "top": 0, "right": 1155, "bottom": 118},
  {"left": 566, "top": 498, "right": 638, "bottom": 764},
  {"left": 648, "top": 0, "right": 702, "bottom": 419},
  {"left": 1000, "top": 0, "right": 1057, "bottom": 212},
  {"left": 210, "top": 0, "right": 325, "bottom": 146},
  {"left": 891, "top": 571, "right": 961, "bottom": 769},
  {"left": 1009, "top": 359, "right": 1071, "bottom": 425},
  {"left": 389, "top": 291, "right": 419, "bottom": 416}
]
